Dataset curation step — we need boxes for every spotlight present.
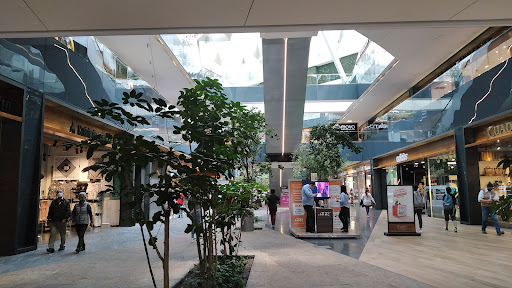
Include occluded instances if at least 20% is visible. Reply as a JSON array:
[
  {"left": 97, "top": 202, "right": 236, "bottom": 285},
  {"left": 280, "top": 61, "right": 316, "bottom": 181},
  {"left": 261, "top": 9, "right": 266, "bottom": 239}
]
[
  {"left": 53, "top": 140, "right": 57, "bottom": 147},
  {"left": 80, "top": 147, "right": 83, "bottom": 153},
  {"left": 75, "top": 148, "right": 79, "bottom": 154},
  {"left": 65, "top": 146, "right": 70, "bottom": 151}
]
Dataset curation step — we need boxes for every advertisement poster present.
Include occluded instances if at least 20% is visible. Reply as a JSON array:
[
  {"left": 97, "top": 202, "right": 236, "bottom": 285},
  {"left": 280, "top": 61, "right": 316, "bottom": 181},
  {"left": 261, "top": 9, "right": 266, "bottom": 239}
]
[
  {"left": 329, "top": 180, "right": 342, "bottom": 229},
  {"left": 387, "top": 186, "right": 414, "bottom": 222},
  {"left": 280, "top": 188, "right": 289, "bottom": 207},
  {"left": 289, "top": 180, "right": 306, "bottom": 228}
]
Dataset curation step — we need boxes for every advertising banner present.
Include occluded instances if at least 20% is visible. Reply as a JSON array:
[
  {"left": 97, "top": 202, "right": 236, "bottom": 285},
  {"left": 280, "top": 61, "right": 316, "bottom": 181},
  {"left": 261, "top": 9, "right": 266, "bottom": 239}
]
[
  {"left": 386, "top": 185, "right": 416, "bottom": 234},
  {"left": 289, "top": 180, "right": 306, "bottom": 228},
  {"left": 329, "top": 180, "right": 342, "bottom": 229},
  {"left": 280, "top": 188, "right": 289, "bottom": 207}
]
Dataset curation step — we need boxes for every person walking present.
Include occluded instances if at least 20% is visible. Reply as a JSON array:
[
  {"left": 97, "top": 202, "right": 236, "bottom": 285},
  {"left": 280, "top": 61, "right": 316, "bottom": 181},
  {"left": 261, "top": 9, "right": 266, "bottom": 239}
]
[
  {"left": 478, "top": 183, "right": 505, "bottom": 235},
  {"left": 302, "top": 182, "right": 316, "bottom": 233},
  {"left": 413, "top": 185, "right": 425, "bottom": 233},
  {"left": 70, "top": 192, "right": 93, "bottom": 253},
  {"left": 338, "top": 185, "right": 350, "bottom": 232},
  {"left": 443, "top": 187, "right": 458, "bottom": 232},
  {"left": 176, "top": 193, "right": 185, "bottom": 218},
  {"left": 46, "top": 188, "right": 71, "bottom": 253},
  {"left": 267, "top": 189, "right": 280, "bottom": 229},
  {"left": 360, "top": 188, "right": 375, "bottom": 218}
]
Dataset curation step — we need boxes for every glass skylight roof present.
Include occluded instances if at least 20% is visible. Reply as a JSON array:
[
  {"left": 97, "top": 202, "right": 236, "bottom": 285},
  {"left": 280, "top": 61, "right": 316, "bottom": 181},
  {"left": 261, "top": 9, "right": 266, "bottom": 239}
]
[
  {"left": 162, "top": 31, "right": 394, "bottom": 128},
  {"left": 161, "top": 33, "right": 263, "bottom": 87}
]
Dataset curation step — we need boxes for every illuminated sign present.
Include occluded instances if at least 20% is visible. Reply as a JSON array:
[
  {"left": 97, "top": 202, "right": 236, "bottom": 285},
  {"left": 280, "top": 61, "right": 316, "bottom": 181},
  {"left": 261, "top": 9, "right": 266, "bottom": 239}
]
[
  {"left": 364, "top": 122, "right": 388, "bottom": 130},
  {"left": 487, "top": 121, "right": 512, "bottom": 138},
  {"left": 396, "top": 153, "right": 408, "bottom": 163},
  {"left": 334, "top": 123, "right": 358, "bottom": 132}
]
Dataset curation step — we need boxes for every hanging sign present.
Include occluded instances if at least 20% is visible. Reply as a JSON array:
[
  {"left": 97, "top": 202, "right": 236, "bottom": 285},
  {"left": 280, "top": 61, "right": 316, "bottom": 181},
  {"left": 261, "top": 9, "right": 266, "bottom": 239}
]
[
  {"left": 334, "top": 123, "right": 358, "bottom": 132},
  {"left": 385, "top": 185, "right": 419, "bottom": 236}
]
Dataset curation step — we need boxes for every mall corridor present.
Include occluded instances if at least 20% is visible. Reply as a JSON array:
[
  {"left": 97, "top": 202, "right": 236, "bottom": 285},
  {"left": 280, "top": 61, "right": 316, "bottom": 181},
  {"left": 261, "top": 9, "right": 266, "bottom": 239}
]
[{"left": 1, "top": 207, "right": 510, "bottom": 287}]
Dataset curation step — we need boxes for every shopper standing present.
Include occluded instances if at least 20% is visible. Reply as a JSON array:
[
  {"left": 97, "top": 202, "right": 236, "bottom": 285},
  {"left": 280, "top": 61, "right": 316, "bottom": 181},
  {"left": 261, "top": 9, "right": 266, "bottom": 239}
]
[
  {"left": 46, "top": 188, "right": 71, "bottom": 253},
  {"left": 70, "top": 192, "right": 93, "bottom": 253},
  {"left": 302, "top": 182, "right": 316, "bottom": 233},
  {"left": 338, "top": 185, "right": 350, "bottom": 232},
  {"left": 267, "top": 189, "right": 280, "bottom": 229},
  {"left": 443, "top": 187, "right": 458, "bottom": 232},
  {"left": 361, "top": 188, "right": 375, "bottom": 218},
  {"left": 176, "top": 193, "right": 185, "bottom": 218},
  {"left": 413, "top": 185, "right": 425, "bottom": 233},
  {"left": 478, "top": 183, "right": 504, "bottom": 235}
]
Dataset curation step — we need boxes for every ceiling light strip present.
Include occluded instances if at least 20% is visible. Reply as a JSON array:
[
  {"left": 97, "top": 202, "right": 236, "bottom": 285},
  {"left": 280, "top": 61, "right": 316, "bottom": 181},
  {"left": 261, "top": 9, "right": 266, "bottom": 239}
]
[
  {"left": 282, "top": 38, "right": 288, "bottom": 156},
  {"left": 54, "top": 44, "right": 95, "bottom": 108},
  {"left": 469, "top": 44, "right": 512, "bottom": 124}
]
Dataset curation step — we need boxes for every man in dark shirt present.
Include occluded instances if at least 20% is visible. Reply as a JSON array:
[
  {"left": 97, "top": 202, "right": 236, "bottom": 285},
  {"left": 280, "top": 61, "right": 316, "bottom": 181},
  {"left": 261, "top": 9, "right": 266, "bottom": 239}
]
[
  {"left": 46, "top": 188, "right": 71, "bottom": 253},
  {"left": 267, "top": 189, "right": 280, "bottom": 229}
]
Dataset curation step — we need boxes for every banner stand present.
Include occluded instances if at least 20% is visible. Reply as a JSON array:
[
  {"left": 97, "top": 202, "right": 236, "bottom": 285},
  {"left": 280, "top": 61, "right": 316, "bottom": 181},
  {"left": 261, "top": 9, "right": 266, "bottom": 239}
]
[{"left": 384, "top": 185, "right": 421, "bottom": 237}]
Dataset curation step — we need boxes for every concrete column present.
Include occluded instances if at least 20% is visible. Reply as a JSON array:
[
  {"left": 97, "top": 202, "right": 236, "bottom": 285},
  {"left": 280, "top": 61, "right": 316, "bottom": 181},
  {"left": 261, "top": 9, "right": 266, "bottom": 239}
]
[{"left": 262, "top": 36, "right": 311, "bottom": 188}]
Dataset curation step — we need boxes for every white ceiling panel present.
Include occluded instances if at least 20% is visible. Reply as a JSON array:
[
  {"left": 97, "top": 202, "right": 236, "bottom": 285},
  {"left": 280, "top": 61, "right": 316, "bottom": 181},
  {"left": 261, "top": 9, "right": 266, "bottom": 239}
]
[
  {"left": 0, "top": 0, "right": 46, "bottom": 32},
  {"left": 25, "top": 0, "right": 253, "bottom": 31},
  {"left": 451, "top": 0, "right": 512, "bottom": 21},
  {"left": 246, "top": 0, "right": 476, "bottom": 26},
  {"left": 340, "top": 26, "right": 487, "bottom": 124},
  {"left": 97, "top": 35, "right": 194, "bottom": 105}
]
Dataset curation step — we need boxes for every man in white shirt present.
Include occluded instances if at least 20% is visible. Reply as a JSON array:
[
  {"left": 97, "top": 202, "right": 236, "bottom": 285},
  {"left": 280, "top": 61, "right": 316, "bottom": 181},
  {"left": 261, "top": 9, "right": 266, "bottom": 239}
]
[
  {"left": 338, "top": 185, "right": 350, "bottom": 232},
  {"left": 302, "top": 182, "right": 316, "bottom": 233},
  {"left": 478, "top": 183, "right": 504, "bottom": 235}
]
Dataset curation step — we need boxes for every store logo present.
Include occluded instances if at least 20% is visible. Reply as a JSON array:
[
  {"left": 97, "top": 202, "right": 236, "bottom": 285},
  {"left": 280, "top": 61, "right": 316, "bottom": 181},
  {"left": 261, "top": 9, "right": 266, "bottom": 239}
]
[
  {"left": 69, "top": 121, "right": 111, "bottom": 143},
  {"left": 487, "top": 121, "right": 512, "bottom": 137},
  {"left": 334, "top": 123, "right": 358, "bottom": 132},
  {"left": 364, "top": 123, "right": 388, "bottom": 131},
  {"left": 396, "top": 153, "right": 408, "bottom": 163}
]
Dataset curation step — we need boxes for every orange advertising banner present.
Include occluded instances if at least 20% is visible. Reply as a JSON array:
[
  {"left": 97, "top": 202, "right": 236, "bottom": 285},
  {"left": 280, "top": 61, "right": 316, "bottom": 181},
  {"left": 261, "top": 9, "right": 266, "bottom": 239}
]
[{"left": 289, "top": 180, "right": 306, "bottom": 229}]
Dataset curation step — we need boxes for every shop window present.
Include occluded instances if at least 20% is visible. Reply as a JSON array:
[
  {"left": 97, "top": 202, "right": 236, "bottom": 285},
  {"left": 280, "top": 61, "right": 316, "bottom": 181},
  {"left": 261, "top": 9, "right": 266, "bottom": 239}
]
[{"left": 426, "top": 154, "right": 458, "bottom": 219}]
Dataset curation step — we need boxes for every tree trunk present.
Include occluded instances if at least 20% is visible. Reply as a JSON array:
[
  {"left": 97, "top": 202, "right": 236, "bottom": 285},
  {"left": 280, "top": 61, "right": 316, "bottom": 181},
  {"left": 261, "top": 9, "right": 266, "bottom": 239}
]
[
  {"left": 164, "top": 211, "right": 170, "bottom": 288},
  {"left": 140, "top": 224, "right": 157, "bottom": 288}
]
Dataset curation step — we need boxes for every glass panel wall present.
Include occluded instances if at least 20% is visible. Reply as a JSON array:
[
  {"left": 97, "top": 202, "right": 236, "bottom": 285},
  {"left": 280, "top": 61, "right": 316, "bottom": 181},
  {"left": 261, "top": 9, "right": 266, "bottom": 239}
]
[
  {"left": 477, "top": 143, "right": 512, "bottom": 227},
  {"left": 364, "top": 29, "right": 512, "bottom": 146},
  {"left": 0, "top": 37, "right": 185, "bottom": 149},
  {"left": 426, "top": 153, "right": 458, "bottom": 219}
]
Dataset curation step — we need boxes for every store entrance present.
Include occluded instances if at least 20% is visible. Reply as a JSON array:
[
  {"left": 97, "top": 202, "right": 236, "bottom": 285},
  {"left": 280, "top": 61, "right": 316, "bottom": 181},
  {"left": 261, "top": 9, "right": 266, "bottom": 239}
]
[
  {"left": 397, "top": 160, "right": 427, "bottom": 186},
  {"left": 37, "top": 136, "right": 121, "bottom": 245}
]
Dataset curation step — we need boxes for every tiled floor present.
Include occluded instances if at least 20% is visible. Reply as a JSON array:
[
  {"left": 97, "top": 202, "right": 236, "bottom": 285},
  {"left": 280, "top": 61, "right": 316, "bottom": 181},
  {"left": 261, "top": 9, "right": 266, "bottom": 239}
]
[
  {"left": 3, "top": 205, "right": 505, "bottom": 288},
  {"left": 260, "top": 204, "right": 381, "bottom": 259}
]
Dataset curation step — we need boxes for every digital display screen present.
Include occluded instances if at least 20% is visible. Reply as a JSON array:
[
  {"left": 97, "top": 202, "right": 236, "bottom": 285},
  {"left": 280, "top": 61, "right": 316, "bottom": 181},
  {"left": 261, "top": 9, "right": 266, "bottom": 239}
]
[{"left": 315, "top": 182, "right": 330, "bottom": 197}]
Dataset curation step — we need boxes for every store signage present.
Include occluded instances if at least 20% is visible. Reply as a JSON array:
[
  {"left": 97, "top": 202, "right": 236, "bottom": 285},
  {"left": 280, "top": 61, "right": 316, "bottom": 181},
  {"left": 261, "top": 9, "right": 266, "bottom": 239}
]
[
  {"left": 487, "top": 121, "right": 512, "bottom": 137},
  {"left": 334, "top": 123, "right": 358, "bottom": 132},
  {"left": 69, "top": 121, "right": 112, "bottom": 143},
  {"left": 364, "top": 122, "right": 388, "bottom": 131},
  {"left": 395, "top": 153, "right": 408, "bottom": 163}
]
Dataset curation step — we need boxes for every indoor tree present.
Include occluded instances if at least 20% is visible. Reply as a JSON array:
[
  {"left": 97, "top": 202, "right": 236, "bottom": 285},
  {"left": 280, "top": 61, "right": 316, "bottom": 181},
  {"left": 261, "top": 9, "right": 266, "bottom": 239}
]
[{"left": 292, "top": 123, "right": 362, "bottom": 180}]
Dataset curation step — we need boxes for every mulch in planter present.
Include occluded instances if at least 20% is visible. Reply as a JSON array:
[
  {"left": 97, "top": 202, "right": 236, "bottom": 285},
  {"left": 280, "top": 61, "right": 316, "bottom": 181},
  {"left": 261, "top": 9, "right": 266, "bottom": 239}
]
[{"left": 173, "top": 255, "right": 255, "bottom": 288}]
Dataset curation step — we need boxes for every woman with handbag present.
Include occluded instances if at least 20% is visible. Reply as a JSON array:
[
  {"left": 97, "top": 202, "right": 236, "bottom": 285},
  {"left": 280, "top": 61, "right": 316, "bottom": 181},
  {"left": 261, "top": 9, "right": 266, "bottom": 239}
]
[{"left": 361, "top": 188, "right": 376, "bottom": 218}]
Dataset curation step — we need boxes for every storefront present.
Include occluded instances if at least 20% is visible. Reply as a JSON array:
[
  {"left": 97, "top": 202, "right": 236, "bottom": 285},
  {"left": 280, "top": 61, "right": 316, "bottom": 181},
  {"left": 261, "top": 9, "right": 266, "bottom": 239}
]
[
  {"left": 372, "top": 133, "right": 458, "bottom": 220},
  {"left": 0, "top": 75, "right": 129, "bottom": 255},
  {"left": 461, "top": 113, "right": 512, "bottom": 228},
  {"left": 38, "top": 98, "right": 125, "bottom": 241},
  {"left": 343, "top": 162, "right": 372, "bottom": 202}
]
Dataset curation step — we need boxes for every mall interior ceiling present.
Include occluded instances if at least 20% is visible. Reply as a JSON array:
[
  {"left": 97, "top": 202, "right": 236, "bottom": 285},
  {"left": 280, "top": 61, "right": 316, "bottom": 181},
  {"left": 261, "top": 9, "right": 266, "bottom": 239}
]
[{"left": 2, "top": 1, "right": 512, "bottom": 150}]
